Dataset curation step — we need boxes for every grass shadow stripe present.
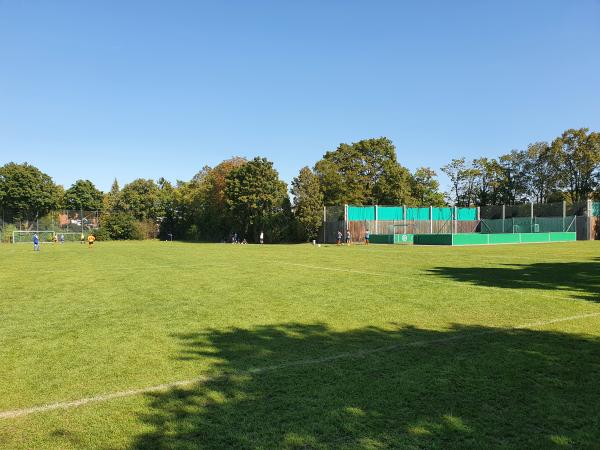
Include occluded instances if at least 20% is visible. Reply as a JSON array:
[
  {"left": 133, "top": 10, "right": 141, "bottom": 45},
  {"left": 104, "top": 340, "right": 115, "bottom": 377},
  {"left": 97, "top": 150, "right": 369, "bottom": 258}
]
[{"left": 2, "top": 311, "right": 600, "bottom": 420}]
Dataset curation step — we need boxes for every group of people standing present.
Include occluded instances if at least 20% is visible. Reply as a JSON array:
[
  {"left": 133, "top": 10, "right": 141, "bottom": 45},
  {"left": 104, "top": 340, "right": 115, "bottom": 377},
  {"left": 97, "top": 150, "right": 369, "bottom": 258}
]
[
  {"left": 336, "top": 229, "right": 370, "bottom": 245},
  {"left": 31, "top": 232, "right": 95, "bottom": 250},
  {"left": 231, "top": 231, "right": 264, "bottom": 245}
]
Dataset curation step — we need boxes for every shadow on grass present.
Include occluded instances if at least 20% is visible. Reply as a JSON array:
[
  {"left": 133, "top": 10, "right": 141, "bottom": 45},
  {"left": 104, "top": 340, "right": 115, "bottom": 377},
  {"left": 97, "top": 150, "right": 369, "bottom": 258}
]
[
  {"left": 132, "top": 322, "right": 600, "bottom": 449},
  {"left": 428, "top": 259, "right": 600, "bottom": 302}
]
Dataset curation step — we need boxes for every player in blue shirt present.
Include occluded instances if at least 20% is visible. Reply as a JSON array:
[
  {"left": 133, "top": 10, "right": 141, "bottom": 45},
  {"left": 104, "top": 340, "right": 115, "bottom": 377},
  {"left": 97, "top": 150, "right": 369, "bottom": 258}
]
[{"left": 33, "top": 233, "right": 40, "bottom": 252}]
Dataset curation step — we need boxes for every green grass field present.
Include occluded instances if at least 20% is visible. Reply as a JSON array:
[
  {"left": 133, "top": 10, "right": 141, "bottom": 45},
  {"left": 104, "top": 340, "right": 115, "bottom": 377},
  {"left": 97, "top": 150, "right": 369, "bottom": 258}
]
[{"left": 1, "top": 240, "right": 600, "bottom": 449}]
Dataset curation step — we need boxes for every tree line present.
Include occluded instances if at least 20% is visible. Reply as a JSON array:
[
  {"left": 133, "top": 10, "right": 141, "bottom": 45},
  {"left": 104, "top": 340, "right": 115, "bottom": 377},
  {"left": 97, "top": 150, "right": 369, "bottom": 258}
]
[
  {"left": 1, "top": 128, "right": 598, "bottom": 242},
  {"left": 442, "top": 128, "right": 600, "bottom": 207}
]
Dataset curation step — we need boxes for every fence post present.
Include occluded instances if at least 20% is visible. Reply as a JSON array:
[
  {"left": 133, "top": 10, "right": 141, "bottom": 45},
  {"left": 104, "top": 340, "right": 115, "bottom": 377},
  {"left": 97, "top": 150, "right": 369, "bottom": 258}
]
[
  {"left": 344, "top": 204, "right": 348, "bottom": 237},
  {"left": 429, "top": 206, "right": 433, "bottom": 234},
  {"left": 322, "top": 206, "right": 326, "bottom": 244},
  {"left": 587, "top": 199, "right": 593, "bottom": 240},
  {"left": 454, "top": 206, "right": 458, "bottom": 234},
  {"left": 502, "top": 205, "right": 506, "bottom": 233},
  {"left": 562, "top": 201, "right": 566, "bottom": 232},
  {"left": 530, "top": 202, "right": 534, "bottom": 233},
  {"left": 374, "top": 205, "right": 378, "bottom": 234}
]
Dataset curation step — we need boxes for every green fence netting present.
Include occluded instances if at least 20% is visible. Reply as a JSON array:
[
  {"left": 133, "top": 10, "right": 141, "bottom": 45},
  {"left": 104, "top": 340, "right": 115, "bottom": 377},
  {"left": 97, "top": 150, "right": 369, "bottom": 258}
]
[
  {"left": 406, "top": 207, "right": 430, "bottom": 221},
  {"left": 480, "top": 216, "right": 576, "bottom": 234},
  {"left": 482, "top": 201, "right": 590, "bottom": 219},
  {"left": 431, "top": 208, "right": 452, "bottom": 220},
  {"left": 457, "top": 208, "right": 477, "bottom": 221},
  {"left": 347, "top": 205, "right": 478, "bottom": 221},
  {"left": 347, "top": 206, "right": 375, "bottom": 221},
  {"left": 593, "top": 203, "right": 600, "bottom": 217},
  {"left": 377, "top": 207, "right": 404, "bottom": 221}
]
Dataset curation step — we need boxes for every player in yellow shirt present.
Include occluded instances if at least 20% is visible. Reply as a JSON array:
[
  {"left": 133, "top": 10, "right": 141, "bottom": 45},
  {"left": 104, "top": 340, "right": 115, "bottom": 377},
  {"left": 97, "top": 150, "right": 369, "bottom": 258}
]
[{"left": 87, "top": 234, "right": 96, "bottom": 248}]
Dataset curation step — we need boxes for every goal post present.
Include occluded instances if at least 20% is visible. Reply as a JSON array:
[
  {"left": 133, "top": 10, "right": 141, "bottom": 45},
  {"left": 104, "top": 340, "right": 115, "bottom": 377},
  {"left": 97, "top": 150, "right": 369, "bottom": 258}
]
[
  {"left": 12, "top": 230, "right": 56, "bottom": 244},
  {"left": 57, "top": 232, "right": 87, "bottom": 242}
]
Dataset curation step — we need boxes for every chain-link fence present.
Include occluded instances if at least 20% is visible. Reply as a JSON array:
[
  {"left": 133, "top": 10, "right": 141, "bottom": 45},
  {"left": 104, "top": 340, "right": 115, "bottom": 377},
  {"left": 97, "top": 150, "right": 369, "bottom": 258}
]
[
  {"left": 480, "top": 216, "right": 576, "bottom": 234},
  {"left": 480, "top": 200, "right": 594, "bottom": 240},
  {"left": 0, "top": 210, "right": 100, "bottom": 243}
]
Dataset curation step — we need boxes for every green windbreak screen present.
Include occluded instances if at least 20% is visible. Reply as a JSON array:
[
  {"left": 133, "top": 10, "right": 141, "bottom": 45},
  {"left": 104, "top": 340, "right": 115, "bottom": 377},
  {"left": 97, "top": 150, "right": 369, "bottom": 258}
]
[
  {"left": 431, "top": 208, "right": 452, "bottom": 221},
  {"left": 457, "top": 208, "right": 477, "bottom": 220},
  {"left": 347, "top": 205, "right": 478, "bottom": 221},
  {"left": 406, "top": 208, "right": 430, "bottom": 220},
  {"left": 593, "top": 203, "right": 600, "bottom": 217},
  {"left": 378, "top": 207, "right": 404, "bottom": 221},
  {"left": 347, "top": 206, "right": 375, "bottom": 221}
]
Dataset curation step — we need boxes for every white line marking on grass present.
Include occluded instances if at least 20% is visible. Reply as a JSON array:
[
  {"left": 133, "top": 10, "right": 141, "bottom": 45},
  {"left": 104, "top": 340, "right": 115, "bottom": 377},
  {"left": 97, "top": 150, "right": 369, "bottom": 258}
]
[
  {"left": 2, "top": 311, "right": 600, "bottom": 420},
  {"left": 270, "top": 261, "right": 385, "bottom": 277},
  {"left": 0, "top": 378, "right": 210, "bottom": 420}
]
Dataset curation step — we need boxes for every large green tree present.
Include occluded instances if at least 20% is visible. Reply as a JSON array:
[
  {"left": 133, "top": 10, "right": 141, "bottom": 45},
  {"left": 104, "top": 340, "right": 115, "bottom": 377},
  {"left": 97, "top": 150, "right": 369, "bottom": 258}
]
[
  {"left": 224, "top": 157, "right": 289, "bottom": 242},
  {"left": 63, "top": 179, "right": 104, "bottom": 211},
  {"left": 314, "top": 137, "right": 414, "bottom": 206},
  {"left": 441, "top": 158, "right": 467, "bottom": 205},
  {"left": 442, "top": 158, "right": 489, "bottom": 206},
  {"left": 497, "top": 150, "right": 529, "bottom": 205},
  {"left": 104, "top": 179, "right": 121, "bottom": 211},
  {"left": 0, "top": 162, "right": 62, "bottom": 221},
  {"left": 165, "top": 157, "right": 247, "bottom": 241},
  {"left": 101, "top": 212, "right": 137, "bottom": 240},
  {"left": 119, "top": 178, "right": 162, "bottom": 221},
  {"left": 291, "top": 167, "right": 324, "bottom": 241},
  {"left": 471, "top": 158, "right": 502, "bottom": 206},
  {"left": 551, "top": 128, "right": 600, "bottom": 202},
  {"left": 411, "top": 167, "right": 446, "bottom": 206},
  {"left": 524, "top": 142, "right": 559, "bottom": 204}
]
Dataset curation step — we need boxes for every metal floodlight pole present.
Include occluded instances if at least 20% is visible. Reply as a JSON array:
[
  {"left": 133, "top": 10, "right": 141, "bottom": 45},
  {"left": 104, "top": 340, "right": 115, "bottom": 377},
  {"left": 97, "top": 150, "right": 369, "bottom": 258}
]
[
  {"left": 502, "top": 205, "right": 506, "bottom": 233},
  {"left": 562, "top": 201, "right": 566, "bottom": 232}
]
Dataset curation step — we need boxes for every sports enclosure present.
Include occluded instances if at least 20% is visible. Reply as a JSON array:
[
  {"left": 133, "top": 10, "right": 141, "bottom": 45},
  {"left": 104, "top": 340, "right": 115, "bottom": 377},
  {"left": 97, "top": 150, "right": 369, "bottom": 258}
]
[
  {"left": 322, "top": 200, "right": 600, "bottom": 245},
  {"left": 0, "top": 210, "right": 100, "bottom": 243}
]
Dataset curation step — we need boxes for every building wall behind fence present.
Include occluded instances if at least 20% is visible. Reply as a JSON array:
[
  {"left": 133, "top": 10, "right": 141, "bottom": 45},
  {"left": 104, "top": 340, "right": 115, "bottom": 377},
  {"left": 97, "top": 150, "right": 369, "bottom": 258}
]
[
  {"left": 576, "top": 216, "right": 590, "bottom": 241},
  {"left": 592, "top": 217, "right": 600, "bottom": 240}
]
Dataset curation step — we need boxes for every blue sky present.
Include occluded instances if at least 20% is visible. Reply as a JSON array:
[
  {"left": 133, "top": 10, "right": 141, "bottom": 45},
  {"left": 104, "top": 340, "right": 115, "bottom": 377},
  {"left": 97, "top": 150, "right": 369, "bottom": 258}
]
[{"left": 1, "top": 0, "right": 599, "bottom": 192}]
